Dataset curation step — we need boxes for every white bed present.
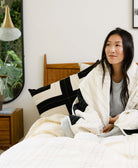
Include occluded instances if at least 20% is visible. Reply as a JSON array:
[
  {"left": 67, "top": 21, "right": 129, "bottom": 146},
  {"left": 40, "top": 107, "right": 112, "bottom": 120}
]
[{"left": 0, "top": 54, "right": 138, "bottom": 168}]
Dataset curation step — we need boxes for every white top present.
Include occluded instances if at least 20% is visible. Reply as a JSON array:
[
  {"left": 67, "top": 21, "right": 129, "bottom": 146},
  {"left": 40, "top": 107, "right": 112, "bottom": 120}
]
[{"left": 110, "top": 80, "right": 124, "bottom": 117}]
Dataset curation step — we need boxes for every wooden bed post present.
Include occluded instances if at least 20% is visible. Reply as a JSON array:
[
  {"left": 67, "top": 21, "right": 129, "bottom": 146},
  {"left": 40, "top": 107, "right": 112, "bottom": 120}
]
[{"left": 44, "top": 54, "right": 48, "bottom": 86}]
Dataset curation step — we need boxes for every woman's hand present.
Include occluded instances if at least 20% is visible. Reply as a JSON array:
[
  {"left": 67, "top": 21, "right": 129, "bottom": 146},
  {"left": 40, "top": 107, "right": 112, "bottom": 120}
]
[
  {"left": 109, "top": 114, "right": 120, "bottom": 124},
  {"left": 103, "top": 124, "right": 114, "bottom": 133},
  {"left": 103, "top": 114, "right": 120, "bottom": 133}
]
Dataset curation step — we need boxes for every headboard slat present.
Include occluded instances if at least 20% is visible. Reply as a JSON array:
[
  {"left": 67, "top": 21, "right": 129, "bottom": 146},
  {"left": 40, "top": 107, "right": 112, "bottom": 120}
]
[
  {"left": 47, "top": 63, "right": 80, "bottom": 69},
  {"left": 44, "top": 54, "right": 48, "bottom": 86}
]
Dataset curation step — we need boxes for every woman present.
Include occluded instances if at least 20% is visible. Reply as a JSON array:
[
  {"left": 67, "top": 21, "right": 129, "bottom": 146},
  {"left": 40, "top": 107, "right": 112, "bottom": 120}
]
[
  {"left": 61, "top": 28, "right": 138, "bottom": 137},
  {"left": 101, "top": 27, "right": 134, "bottom": 133}
]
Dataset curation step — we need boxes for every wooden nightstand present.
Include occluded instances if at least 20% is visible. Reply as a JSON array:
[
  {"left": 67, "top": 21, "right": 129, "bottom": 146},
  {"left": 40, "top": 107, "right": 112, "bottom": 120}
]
[{"left": 0, "top": 108, "right": 24, "bottom": 150}]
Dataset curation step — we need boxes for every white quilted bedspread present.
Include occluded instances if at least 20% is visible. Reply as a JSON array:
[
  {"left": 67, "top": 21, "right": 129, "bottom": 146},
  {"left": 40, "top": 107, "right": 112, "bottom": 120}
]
[{"left": 0, "top": 114, "right": 138, "bottom": 168}]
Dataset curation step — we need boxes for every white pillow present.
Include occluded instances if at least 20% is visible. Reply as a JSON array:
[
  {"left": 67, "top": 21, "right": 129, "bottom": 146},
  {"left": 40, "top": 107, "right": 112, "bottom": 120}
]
[
  {"left": 79, "top": 63, "right": 90, "bottom": 71},
  {"left": 29, "top": 64, "right": 94, "bottom": 117}
]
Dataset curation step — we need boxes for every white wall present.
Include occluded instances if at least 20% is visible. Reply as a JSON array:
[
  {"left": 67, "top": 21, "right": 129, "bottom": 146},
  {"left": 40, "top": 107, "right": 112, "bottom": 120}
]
[{"left": 4, "top": 0, "right": 138, "bottom": 135}]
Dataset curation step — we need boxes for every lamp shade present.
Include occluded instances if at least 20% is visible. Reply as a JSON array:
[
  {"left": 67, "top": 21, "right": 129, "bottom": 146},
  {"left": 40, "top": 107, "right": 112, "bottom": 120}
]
[
  {"left": 0, "top": 5, "right": 21, "bottom": 41},
  {"left": 0, "top": 27, "right": 21, "bottom": 41}
]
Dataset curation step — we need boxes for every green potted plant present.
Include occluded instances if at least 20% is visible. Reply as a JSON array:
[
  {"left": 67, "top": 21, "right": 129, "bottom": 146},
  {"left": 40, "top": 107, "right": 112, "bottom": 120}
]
[{"left": 0, "top": 50, "right": 23, "bottom": 99}]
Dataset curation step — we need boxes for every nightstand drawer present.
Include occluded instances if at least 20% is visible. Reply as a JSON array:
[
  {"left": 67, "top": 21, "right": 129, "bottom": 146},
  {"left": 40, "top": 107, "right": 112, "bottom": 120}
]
[
  {"left": 0, "top": 108, "right": 24, "bottom": 150},
  {"left": 0, "top": 131, "right": 10, "bottom": 144},
  {"left": 0, "top": 118, "right": 10, "bottom": 130}
]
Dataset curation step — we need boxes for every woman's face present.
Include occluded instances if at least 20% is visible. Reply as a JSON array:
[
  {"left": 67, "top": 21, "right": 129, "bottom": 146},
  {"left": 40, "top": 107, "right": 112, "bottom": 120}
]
[{"left": 105, "top": 34, "right": 124, "bottom": 66}]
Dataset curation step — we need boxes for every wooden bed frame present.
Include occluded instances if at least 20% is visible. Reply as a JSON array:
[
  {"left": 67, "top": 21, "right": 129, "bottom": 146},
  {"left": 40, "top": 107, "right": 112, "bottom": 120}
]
[
  {"left": 43, "top": 54, "right": 92, "bottom": 86},
  {"left": 43, "top": 54, "right": 138, "bottom": 86}
]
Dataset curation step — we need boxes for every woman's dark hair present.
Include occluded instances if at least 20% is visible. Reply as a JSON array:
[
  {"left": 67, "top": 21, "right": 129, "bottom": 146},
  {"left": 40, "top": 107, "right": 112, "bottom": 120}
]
[{"left": 100, "top": 27, "right": 134, "bottom": 107}]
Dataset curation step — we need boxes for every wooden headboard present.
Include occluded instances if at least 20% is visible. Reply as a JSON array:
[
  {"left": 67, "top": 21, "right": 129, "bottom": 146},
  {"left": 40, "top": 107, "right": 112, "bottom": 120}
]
[
  {"left": 44, "top": 54, "right": 83, "bottom": 86},
  {"left": 43, "top": 54, "right": 138, "bottom": 86}
]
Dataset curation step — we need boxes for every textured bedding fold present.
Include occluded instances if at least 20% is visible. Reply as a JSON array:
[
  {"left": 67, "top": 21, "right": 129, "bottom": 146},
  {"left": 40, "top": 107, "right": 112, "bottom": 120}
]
[
  {"left": 1, "top": 130, "right": 138, "bottom": 168},
  {"left": 1, "top": 111, "right": 138, "bottom": 167}
]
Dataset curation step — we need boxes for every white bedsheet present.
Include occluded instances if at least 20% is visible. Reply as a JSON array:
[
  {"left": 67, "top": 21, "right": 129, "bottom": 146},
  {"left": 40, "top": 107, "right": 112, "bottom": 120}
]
[{"left": 0, "top": 114, "right": 138, "bottom": 168}]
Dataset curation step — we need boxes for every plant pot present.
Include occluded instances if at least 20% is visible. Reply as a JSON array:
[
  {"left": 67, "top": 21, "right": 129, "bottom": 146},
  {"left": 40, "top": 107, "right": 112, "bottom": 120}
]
[
  {"left": 12, "top": 86, "right": 22, "bottom": 98},
  {"left": 0, "top": 96, "right": 4, "bottom": 111}
]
